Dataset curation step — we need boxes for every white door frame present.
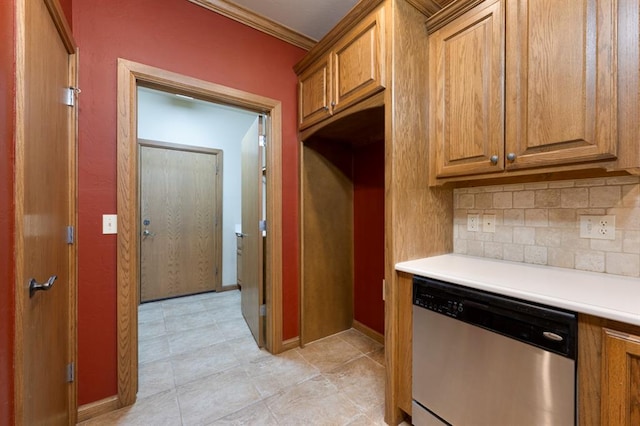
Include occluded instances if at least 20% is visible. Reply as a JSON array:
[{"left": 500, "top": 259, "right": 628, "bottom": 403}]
[{"left": 115, "top": 58, "right": 284, "bottom": 407}]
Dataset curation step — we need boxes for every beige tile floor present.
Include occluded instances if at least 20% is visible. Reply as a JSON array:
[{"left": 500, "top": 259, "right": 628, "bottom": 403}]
[{"left": 80, "top": 290, "right": 387, "bottom": 425}]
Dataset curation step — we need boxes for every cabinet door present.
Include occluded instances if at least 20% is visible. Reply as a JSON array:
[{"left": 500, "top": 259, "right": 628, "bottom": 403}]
[
  {"left": 429, "top": 0, "right": 504, "bottom": 178},
  {"left": 601, "top": 328, "right": 640, "bottom": 425},
  {"left": 298, "top": 55, "right": 332, "bottom": 129},
  {"left": 505, "top": 0, "right": 617, "bottom": 170},
  {"left": 332, "top": 8, "right": 385, "bottom": 114}
]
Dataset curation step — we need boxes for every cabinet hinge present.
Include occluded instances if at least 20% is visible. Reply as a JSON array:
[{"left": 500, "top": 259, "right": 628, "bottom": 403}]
[
  {"left": 66, "top": 226, "right": 75, "bottom": 245},
  {"left": 259, "top": 220, "right": 267, "bottom": 233},
  {"left": 259, "top": 134, "right": 266, "bottom": 147},
  {"left": 259, "top": 304, "right": 266, "bottom": 317},
  {"left": 67, "top": 362, "right": 75, "bottom": 383}
]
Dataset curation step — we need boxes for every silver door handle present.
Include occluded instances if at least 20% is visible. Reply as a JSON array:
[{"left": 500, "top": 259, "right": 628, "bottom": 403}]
[
  {"left": 142, "top": 229, "right": 155, "bottom": 237},
  {"left": 29, "top": 275, "right": 57, "bottom": 298}
]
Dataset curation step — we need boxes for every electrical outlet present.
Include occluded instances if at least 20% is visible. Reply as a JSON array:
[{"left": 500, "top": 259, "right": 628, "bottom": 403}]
[
  {"left": 467, "top": 214, "right": 480, "bottom": 232},
  {"left": 483, "top": 214, "right": 496, "bottom": 233},
  {"left": 579, "top": 215, "right": 615, "bottom": 240},
  {"left": 103, "top": 214, "right": 117, "bottom": 234}
]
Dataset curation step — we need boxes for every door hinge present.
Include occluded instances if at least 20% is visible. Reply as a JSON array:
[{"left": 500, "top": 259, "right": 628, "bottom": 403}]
[
  {"left": 259, "top": 304, "right": 266, "bottom": 317},
  {"left": 63, "top": 87, "right": 80, "bottom": 107},
  {"left": 259, "top": 134, "right": 266, "bottom": 147},
  {"left": 259, "top": 220, "right": 267, "bottom": 233},
  {"left": 66, "top": 362, "right": 75, "bottom": 383},
  {"left": 66, "top": 226, "right": 75, "bottom": 245}
]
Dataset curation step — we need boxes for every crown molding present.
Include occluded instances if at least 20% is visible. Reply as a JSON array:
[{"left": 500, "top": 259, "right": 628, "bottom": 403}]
[{"left": 189, "top": 0, "right": 316, "bottom": 50}]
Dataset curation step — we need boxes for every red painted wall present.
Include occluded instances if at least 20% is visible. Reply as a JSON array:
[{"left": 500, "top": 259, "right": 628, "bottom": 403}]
[
  {"left": 73, "top": 0, "right": 304, "bottom": 405},
  {"left": 58, "top": 0, "right": 73, "bottom": 28},
  {"left": 353, "top": 141, "right": 385, "bottom": 335},
  {"left": 0, "top": 1, "right": 15, "bottom": 423}
]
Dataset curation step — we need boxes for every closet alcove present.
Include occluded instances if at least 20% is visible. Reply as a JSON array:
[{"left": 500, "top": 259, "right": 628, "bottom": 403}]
[{"left": 301, "top": 106, "right": 386, "bottom": 345}]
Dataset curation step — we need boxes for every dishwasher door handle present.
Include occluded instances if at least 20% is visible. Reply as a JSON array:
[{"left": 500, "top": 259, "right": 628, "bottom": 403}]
[{"left": 543, "top": 331, "right": 564, "bottom": 342}]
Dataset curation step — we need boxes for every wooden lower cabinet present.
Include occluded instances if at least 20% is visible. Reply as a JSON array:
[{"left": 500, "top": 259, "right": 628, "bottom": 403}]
[{"left": 579, "top": 314, "right": 640, "bottom": 425}]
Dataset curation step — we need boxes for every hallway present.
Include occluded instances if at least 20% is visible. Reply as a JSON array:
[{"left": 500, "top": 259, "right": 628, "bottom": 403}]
[{"left": 80, "top": 290, "right": 386, "bottom": 425}]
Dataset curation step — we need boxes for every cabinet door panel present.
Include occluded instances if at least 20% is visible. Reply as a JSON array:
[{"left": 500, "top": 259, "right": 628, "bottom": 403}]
[
  {"left": 505, "top": 0, "right": 617, "bottom": 169},
  {"left": 601, "top": 328, "right": 640, "bottom": 426},
  {"left": 298, "top": 56, "right": 332, "bottom": 129},
  {"left": 430, "top": 0, "right": 504, "bottom": 178},
  {"left": 333, "top": 9, "right": 385, "bottom": 113}
]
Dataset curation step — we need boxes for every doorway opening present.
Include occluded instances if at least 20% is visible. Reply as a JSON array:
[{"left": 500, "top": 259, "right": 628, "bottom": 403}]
[{"left": 116, "top": 59, "right": 284, "bottom": 407}]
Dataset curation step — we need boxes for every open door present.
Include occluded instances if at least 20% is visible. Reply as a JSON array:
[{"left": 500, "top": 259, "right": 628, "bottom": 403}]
[
  {"left": 240, "top": 116, "right": 264, "bottom": 346},
  {"left": 16, "top": 0, "right": 77, "bottom": 423}
]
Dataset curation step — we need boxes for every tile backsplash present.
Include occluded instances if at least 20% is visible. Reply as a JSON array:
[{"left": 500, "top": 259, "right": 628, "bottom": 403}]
[{"left": 453, "top": 176, "right": 640, "bottom": 277}]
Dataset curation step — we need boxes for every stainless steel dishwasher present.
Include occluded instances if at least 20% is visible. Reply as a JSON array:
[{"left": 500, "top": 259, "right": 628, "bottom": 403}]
[{"left": 412, "top": 275, "right": 577, "bottom": 426}]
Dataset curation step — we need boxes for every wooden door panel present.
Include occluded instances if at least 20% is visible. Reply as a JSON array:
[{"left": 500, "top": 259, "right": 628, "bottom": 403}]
[
  {"left": 332, "top": 8, "right": 385, "bottom": 114},
  {"left": 430, "top": 0, "right": 504, "bottom": 178},
  {"left": 19, "top": 0, "right": 75, "bottom": 423},
  {"left": 601, "top": 328, "right": 640, "bottom": 425},
  {"left": 140, "top": 146, "right": 219, "bottom": 302},
  {"left": 241, "top": 117, "right": 263, "bottom": 346},
  {"left": 505, "top": 0, "right": 617, "bottom": 169},
  {"left": 301, "top": 143, "right": 354, "bottom": 345},
  {"left": 298, "top": 56, "right": 332, "bottom": 130}
]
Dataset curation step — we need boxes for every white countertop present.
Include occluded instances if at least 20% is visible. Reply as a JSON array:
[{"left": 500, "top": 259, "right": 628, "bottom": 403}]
[{"left": 396, "top": 254, "right": 640, "bottom": 326}]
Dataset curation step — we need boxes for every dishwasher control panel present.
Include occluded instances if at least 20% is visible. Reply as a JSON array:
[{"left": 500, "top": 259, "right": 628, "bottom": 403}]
[{"left": 414, "top": 285, "right": 465, "bottom": 318}]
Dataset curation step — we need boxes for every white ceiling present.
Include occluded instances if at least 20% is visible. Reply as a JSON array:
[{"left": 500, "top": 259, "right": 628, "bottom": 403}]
[{"left": 229, "top": 0, "right": 360, "bottom": 41}]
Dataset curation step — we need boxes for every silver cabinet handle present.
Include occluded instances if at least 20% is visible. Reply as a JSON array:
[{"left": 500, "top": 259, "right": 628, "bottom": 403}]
[
  {"left": 29, "top": 275, "right": 57, "bottom": 298},
  {"left": 323, "top": 105, "right": 329, "bottom": 111},
  {"left": 490, "top": 155, "right": 499, "bottom": 165},
  {"left": 507, "top": 152, "right": 517, "bottom": 162}
]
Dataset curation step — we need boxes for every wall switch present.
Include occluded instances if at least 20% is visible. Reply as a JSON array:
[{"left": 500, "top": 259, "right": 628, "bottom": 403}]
[
  {"left": 483, "top": 214, "right": 496, "bottom": 233},
  {"left": 579, "top": 215, "right": 615, "bottom": 240},
  {"left": 103, "top": 214, "right": 117, "bottom": 234},
  {"left": 467, "top": 214, "right": 480, "bottom": 232}
]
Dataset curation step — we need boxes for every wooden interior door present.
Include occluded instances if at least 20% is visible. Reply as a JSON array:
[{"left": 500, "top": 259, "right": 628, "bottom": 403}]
[
  {"left": 140, "top": 143, "right": 221, "bottom": 302},
  {"left": 17, "top": 0, "right": 76, "bottom": 424},
  {"left": 240, "top": 117, "right": 264, "bottom": 346}
]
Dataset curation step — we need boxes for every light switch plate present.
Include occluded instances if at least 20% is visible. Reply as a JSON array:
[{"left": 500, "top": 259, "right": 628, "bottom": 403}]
[
  {"left": 103, "top": 214, "right": 117, "bottom": 234},
  {"left": 579, "top": 215, "right": 615, "bottom": 240},
  {"left": 483, "top": 214, "right": 496, "bottom": 233}
]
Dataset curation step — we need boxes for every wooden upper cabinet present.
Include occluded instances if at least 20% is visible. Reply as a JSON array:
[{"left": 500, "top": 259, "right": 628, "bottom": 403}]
[
  {"left": 429, "top": 0, "right": 504, "bottom": 178},
  {"left": 332, "top": 9, "right": 385, "bottom": 114},
  {"left": 298, "top": 55, "right": 332, "bottom": 129},
  {"left": 297, "top": 7, "right": 385, "bottom": 130},
  {"left": 505, "top": 0, "right": 617, "bottom": 170},
  {"left": 429, "top": 0, "right": 622, "bottom": 183}
]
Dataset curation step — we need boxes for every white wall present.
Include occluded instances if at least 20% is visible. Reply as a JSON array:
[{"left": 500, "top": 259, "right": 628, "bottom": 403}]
[{"left": 137, "top": 86, "right": 259, "bottom": 286}]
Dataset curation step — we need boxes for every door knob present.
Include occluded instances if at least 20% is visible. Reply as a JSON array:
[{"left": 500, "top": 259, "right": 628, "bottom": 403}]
[
  {"left": 142, "top": 229, "right": 155, "bottom": 237},
  {"left": 29, "top": 275, "right": 57, "bottom": 298}
]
